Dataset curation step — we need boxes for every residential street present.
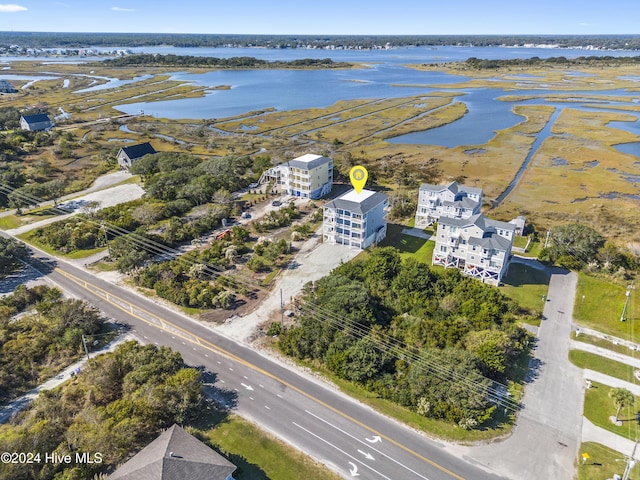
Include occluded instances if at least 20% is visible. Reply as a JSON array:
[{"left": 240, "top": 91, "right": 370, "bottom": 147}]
[{"left": 448, "top": 268, "right": 583, "bottom": 480}]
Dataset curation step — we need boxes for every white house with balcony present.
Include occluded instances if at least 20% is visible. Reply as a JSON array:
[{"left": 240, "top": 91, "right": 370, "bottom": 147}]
[
  {"left": 432, "top": 213, "right": 515, "bottom": 285},
  {"left": 260, "top": 154, "right": 333, "bottom": 199},
  {"left": 323, "top": 189, "right": 388, "bottom": 249},
  {"left": 414, "top": 181, "right": 482, "bottom": 228}
]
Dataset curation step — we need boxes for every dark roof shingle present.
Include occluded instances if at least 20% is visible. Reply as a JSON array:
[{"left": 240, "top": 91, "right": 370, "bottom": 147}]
[{"left": 109, "top": 424, "right": 236, "bottom": 480}]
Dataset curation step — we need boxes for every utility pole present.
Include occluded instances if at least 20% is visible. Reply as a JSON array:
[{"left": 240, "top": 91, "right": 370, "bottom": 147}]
[
  {"left": 280, "top": 288, "right": 285, "bottom": 332},
  {"left": 622, "top": 440, "right": 638, "bottom": 480},
  {"left": 621, "top": 282, "right": 634, "bottom": 322},
  {"left": 81, "top": 335, "right": 90, "bottom": 360}
]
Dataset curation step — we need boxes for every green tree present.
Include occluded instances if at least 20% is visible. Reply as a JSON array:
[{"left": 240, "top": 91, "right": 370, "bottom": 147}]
[
  {"left": 609, "top": 387, "right": 635, "bottom": 422},
  {"left": 0, "top": 236, "right": 29, "bottom": 277},
  {"left": 540, "top": 223, "right": 605, "bottom": 268}
]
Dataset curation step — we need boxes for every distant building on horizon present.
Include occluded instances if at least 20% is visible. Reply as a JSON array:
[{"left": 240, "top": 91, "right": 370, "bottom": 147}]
[
  {"left": 117, "top": 142, "right": 157, "bottom": 169},
  {"left": 432, "top": 213, "right": 515, "bottom": 286},
  {"left": 109, "top": 424, "right": 236, "bottom": 480},
  {"left": 414, "top": 181, "right": 482, "bottom": 228},
  {"left": 260, "top": 153, "right": 333, "bottom": 199},
  {"left": 20, "top": 113, "right": 53, "bottom": 131},
  {"left": 323, "top": 188, "right": 388, "bottom": 249}
]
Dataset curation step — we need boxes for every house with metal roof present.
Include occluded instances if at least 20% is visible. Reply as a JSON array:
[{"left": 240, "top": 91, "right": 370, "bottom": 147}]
[
  {"left": 117, "top": 142, "right": 157, "bottom": 169},
  {"left": 109, "top": 424, "right": 236, "bottom": 480},
  {"left": 414, "top": 181, "right": 482, "bottom": 228},
  {"left": 260, "top": 153, "right": 333, "bottom": 199},
  {"left": 323, "top": 188, "right": 388, "bottom": 249},
  {"left": 0, "top": 80, "right": 16, "bottom": 93},
  {"left": 432, "top": 213, "right": 515, "bottom": 285},
  {"left": 19, "top": 113, "right": 53, "bottom": 131}
]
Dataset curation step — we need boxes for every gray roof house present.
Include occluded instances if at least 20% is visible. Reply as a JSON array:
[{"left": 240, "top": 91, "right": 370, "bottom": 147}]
[
  {"left": 323, "top": 188, "right": 389, "bottom": 249},
  {"left": 0, "top": 80, "right": 16, "bottom": 93},
  {"left": 414, "top": 181, "right": 483, "bottom": 227},
  {"left": 20, "top": 113, "right": 53, "bottom": 131},
  {"left": 117, "top": 142, "right": 157, "bottom": 169},
  {"left": 432, "top": 213, "right": 515, "bottom": 285},
  {"left": 109, "top": 424, "right": 236, "bottom": 480}
]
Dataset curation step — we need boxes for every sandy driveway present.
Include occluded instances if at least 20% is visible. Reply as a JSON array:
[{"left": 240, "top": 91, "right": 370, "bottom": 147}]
[{"left": 216, "top": 232, "right": 361, "bottom": 341}]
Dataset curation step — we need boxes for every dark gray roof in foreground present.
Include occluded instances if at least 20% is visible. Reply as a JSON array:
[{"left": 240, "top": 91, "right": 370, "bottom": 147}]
[
  {"left": 109, "top": 424, "right": 236, "bottom": 480},
  {"left": 468, "top": 232, "right": 512, "bottom": 251},
  {"left": 119, "top": 142, "right": 156, "bottom": 160}
]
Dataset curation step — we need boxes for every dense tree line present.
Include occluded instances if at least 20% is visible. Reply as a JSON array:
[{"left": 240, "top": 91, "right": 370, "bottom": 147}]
[
  {"left": 279, "top": 248, "right": 531, "bottom": 428},
  {"left": 2, "top": 32, "right": 640, "bottom": 50},
  {"left": 101, "top": 54, "right": 350, "bottom": 68},
  {"left": 464, "top": 55, "right": 640, "bottom": 69},
  {"left": 0, "top": 341, "right": 203, "bottom": 480},
  {"left": 0, "top": 285, "right": 104, "bottom": 403},
  {"left": 0, "top": 236, "right": 30, "bottom": 278},
  {"left": 539, "top": 223, "right": 638, "bottom": 274}
]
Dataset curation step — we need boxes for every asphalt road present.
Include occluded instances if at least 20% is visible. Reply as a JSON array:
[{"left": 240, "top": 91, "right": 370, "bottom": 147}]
[{"left": 37, "top": 255, "right": 506, "bottom": 480}]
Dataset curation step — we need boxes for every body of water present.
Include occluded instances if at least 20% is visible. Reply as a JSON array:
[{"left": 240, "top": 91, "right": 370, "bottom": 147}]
[{"left": 4, "top": 45, "right": 640, "bottom": 158}]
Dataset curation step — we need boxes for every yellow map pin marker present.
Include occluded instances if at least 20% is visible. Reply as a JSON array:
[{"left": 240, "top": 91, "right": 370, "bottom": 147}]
[{"left": 349, "top": 165, "right": 368, "bottom": 194}]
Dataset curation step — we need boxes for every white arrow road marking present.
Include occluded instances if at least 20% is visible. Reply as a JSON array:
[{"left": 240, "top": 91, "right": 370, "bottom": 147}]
[
  {"left": 357, "top": 449, "right": 374, "bottom": 460},
  {"left": 349, "top": 461, "right": 360, "bottom": 477},
  {"left": 240, "top": 383, "right": 254, "bottom": 391},
  {"left": 366, "top": 436, "right": 382, "bottom": 444},
  {"left": 292, "top": 422, "right": 391, "bottom": 480},
  {"left": 305, "top": 410, "right": 431, "bottom": 480}
]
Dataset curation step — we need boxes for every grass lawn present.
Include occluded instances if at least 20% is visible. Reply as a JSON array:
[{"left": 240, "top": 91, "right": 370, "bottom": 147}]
[
  {"left": 576, "top": 442, "right": 640, "bottom": 480},
  {"left": 513, "top": 235, "right": 529, "bottom": 249},
  {"left": 379, "top": 223, "right": 435, "bottom": 264},
  {"left": 574, "top": 272, "right": 640, "bottom": 341},
  {"left": 569, "top": 349, "right": 638, "bottom": 385},
  {"left": 583, "top": 381, "right": 640, "bottom": 441},
  {"left": 285, "top": 355, "right": 522, "bottom": 442},
  {"left": 194, "top": 414, "right": 342, "bottom": 480},
  {"left": 0, "top": 214, "right": 23, "bottom": 230},
  {"left": 500, "top": 262, "right": 550, "bottom": 318}
]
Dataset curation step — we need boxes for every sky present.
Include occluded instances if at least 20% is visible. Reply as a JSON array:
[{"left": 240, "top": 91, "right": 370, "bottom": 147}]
[{"left": 0, "top": 0, "right": 639, "bottom": 36}]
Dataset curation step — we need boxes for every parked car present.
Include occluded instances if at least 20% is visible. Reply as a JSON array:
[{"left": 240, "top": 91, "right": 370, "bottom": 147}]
[
  {"left": 241, "top": 211, "right": 251, "bottom": 219},
  {"left": 249, "top": 182, "right": 259, "bottom": 188},
  {"left": 271, "top": 200, "right": 282, "bottom": 207}
]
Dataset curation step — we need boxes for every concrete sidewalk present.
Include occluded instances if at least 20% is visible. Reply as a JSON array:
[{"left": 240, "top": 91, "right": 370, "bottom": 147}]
[
  {"left": 582, "top": 417, "right": 639, "bottom": 460},
  {"left": 401, "top": 227, "right": 432, "bottom": 240},
  {"left": 572, "top": 340, "right": 640, "bottom": 369},
  {"left": 0, "top": 333, "right": 132, "bottom": 424}
]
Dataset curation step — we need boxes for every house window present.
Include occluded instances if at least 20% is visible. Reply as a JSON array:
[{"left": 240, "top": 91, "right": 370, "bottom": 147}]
[{"left": 440, "top": 246, "right": 447, "bottom": 252}]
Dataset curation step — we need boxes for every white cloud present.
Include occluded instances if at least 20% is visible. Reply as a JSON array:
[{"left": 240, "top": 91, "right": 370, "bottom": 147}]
[
  {"left": 111, "top": 6, "right": 136, "bottom": 12},
  {"left": 0, "top": 4, "right": 27, "bottom": 12}
]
